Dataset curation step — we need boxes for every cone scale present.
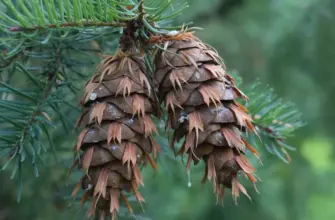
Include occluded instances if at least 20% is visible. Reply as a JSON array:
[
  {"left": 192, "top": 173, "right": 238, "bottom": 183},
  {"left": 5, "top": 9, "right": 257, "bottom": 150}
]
[
  {"left": 153, "top": 33, "right": 259, "bottom": 203},
  {"left": 72, "top": 46, "right": 159, "bottom": 219}
]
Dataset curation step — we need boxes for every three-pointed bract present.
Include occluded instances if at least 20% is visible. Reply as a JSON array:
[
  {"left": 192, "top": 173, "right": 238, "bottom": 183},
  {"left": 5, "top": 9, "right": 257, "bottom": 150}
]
[
  {"left": 72, "top": 50, "right": 159, "bottom": 219},
  {"left": 154, "top": 33, "right": 259, "bottom": 203}
]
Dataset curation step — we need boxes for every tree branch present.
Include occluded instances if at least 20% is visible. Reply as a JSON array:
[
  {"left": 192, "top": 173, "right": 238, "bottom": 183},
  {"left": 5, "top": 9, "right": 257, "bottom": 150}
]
[
  {"left": 139, "top": 0, "right": 145, "bottom": 21},
  {"left": 0, "top": 51, "right": 23, "bottom": 69},
  {"left": 12, "top": 48, "right": 61, "bottom": 155},
  {"left": 8, "top": 21, "right": 128, "bottom": 32}
]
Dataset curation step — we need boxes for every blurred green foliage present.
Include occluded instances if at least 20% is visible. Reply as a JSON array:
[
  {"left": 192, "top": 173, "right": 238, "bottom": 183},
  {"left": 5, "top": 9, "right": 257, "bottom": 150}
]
[{"left": 1, "top": 0, "right": 334, "bottom": 220}]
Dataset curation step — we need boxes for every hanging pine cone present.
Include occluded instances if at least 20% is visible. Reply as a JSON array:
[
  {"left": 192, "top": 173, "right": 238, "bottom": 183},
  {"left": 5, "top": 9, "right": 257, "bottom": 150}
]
[
  {"left": 72, "top": 46, "right": 159, "bottom": 219},
  {"left": 153, "top": 32, "right": 259, "bottom": 203}
]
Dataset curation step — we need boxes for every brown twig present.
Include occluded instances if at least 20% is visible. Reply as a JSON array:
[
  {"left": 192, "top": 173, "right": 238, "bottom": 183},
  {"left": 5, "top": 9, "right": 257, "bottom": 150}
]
[
  {"left": 139, "top": 0, "right": 145, "bottom": 20},
  {"left": 8, "top": 21, "right": 128, "bottom": 32},
  {"left": 0, "top": 51, "right": 23, "bottom": 69},
  {"left": 9, "top": 47, "right": 62, "bottom": 161}
]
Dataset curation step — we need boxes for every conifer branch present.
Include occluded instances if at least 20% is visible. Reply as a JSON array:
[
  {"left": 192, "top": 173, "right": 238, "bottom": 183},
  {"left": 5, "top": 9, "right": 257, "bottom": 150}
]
[
  {"left": 0, "top": 40, "right": 97, "bottom": 182},
  {"left": 7, "top": 21, "right": 128, "bottom": 32},
  {"left": 0, "top": 0, "right": 186, "bottom": 35},
  {"left": 139, "top": 0, "right": 145, "bottom": 21},
  {"left": 16, "top": 47, "right": 60, "bottom": 146},
  {"left": 244, "top": 82, "right": 304, "bottom": 163},
  {"left": 0, "top": 47, "right": 62, "bottom": 166},
  {"left": 0, "top": 51, "right": 23, "bottom": 69}
]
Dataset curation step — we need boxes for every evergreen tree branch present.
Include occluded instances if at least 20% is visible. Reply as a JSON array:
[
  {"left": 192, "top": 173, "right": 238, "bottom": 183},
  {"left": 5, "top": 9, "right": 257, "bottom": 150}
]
[
  {"left": 243, "top": 81, "right": 304, "bottom": 163},
  {"left": 0, "top": 47, "right": 61, "bottom": 160},
  {"left": 7, "top": 21, "right": 128, "bottom": 32},
  {"left": 139, "top": 0, "right": 145, "bottom": 21},
  {"left": 0, "top": 50, "right": 23, "bottom": 69},
  {"left": 0, "top": 37, "right": 105, "bottom": 199},
  {"left": 0, "top": 0, "right": 187, "bottom": 36}
]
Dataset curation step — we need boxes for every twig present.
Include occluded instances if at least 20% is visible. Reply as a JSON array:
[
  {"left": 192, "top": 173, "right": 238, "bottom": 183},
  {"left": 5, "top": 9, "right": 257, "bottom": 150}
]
[
  {"left": 0, "top": 51, "right": 23, "bottom": 69},
  {"left": 12, "top": 47, "right": 62, "bottom": 155},
  {"left": 8, "top": 21, "right": 128, "bottom": 32},
  {"left": 139, "top": 0, "right": 145, "bottom": 20}
]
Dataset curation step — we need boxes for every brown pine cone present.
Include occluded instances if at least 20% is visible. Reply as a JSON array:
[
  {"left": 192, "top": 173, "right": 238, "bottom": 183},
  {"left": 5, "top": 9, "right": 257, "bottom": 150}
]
[
  {"left": 72, "top": 49, "right": 159, "bottom": 219},
  {"left": 154, "top": 32, "right": 259, "bottom": 203}
]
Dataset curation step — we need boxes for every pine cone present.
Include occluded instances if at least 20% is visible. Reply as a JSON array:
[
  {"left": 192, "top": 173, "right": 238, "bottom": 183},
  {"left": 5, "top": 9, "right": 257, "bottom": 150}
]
[
  {"left": 72, "top": 49, "right": 159, "bottom": 219},
  {"left": 154, "top": 33, "right": 259, "bottom": 203}
]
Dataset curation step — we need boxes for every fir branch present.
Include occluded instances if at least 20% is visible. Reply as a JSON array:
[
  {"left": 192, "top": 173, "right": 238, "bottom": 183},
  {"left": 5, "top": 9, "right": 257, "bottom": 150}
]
[
  {"left": 1, "top": 0, "right": 187, "bottom": 37},
  {"left": 0, "top": 48, "right": 64, "bottom": 200},
  {"left": 7, "top": 21, "right": 128, "bottom": 32},
  {"left": 0, "top": 50, "right": 23, "bottom": 69},
  {"left": 244, "top": 82, "right": 304, "bottom": 163},
  {"left": 0, "top": 38, "right": 96, "bottom": 178},
  {"left": 1, "top": 0, "right": 133, "bottom": 34},
  {"left": 0, "top": 50, "right": 61, "bottom": 153},
  {"left": 139, "top": 0, "right": 145, "bottom": 21},
  {"left": 10, "top": 75, "right": 57, "bottom": 160}
]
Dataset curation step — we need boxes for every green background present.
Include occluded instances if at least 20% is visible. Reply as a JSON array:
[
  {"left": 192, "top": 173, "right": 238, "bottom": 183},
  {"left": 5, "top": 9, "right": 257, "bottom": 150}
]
[{"left": 1, "top": 0, "right": 335, "bottom": 219}]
